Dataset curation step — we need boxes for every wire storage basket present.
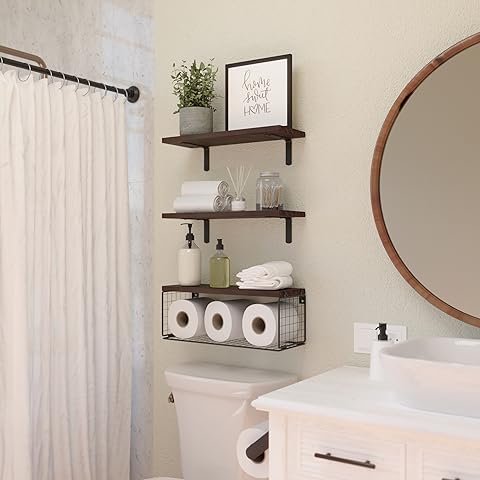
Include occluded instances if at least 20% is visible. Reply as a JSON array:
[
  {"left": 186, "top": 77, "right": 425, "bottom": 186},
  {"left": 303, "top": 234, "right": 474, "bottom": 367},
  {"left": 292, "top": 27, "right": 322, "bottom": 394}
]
[{"left": 162, "top": 285, "right": 306, "bottom": 351}]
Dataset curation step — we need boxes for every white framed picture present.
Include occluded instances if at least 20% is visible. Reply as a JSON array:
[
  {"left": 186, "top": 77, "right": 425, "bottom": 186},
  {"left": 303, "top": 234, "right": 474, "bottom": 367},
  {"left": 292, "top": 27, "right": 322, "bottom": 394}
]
[{"left": 225, "top": 54, "right": 292, "bottom": 130}]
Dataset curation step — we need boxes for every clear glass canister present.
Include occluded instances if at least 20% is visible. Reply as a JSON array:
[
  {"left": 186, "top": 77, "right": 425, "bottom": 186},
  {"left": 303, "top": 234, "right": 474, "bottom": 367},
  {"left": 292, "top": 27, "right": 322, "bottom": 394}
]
[{"left": 256, "top": 172, "right": 284, "bottom": 210}]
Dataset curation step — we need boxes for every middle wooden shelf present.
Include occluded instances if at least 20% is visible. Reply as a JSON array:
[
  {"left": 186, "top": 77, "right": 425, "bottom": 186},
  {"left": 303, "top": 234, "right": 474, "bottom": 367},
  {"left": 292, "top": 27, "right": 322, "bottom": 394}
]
[{"left": 162, "top": 209, "right": 306, "bottom": 244}]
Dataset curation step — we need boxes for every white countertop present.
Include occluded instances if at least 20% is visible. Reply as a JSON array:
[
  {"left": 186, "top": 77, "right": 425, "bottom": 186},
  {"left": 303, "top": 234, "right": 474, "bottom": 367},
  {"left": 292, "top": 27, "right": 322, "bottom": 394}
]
[{"left": 252, "top": 366, "right": 480, "bottom": 441}]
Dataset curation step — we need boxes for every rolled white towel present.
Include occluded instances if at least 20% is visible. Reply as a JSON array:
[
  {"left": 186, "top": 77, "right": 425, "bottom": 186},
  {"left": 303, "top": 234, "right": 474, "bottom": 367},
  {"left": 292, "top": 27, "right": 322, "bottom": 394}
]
[
  {"left": 237, "top": 261, "right": 293, "bottom": 280},
  {"left": 173, "top": 194, "right": 224, "bottom": 213},
  {"left": 223, "top": 194, "right": 233, "bottom": 211},
  {"left": 236, "top": 276, "right": 293, "bottom": 290},
  {"left": 181, "top": 180, "right": 229, "bottom": 197}
]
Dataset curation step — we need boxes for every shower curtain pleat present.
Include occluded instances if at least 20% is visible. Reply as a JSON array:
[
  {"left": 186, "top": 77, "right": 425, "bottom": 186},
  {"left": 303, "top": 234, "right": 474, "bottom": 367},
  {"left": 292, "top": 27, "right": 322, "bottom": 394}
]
[
  {"left": 49, "top": 81, "right": 73, "bottom": 479},
  {"left": 0, "top": 71, "right": 131, "bottom": 480},
  {"left": 64, "top": 84, "right": 92, "bottom": 480},
  {"left": 0, "top": 71, "right": 33, "bottom": 480}
]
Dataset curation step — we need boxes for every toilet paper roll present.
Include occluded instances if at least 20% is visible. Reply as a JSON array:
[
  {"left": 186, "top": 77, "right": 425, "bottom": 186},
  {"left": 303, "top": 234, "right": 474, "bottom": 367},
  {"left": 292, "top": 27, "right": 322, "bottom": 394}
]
[
  {"left": 168, "top": 297, "right": 213, "bottom": 339},
  {"left": 204, "top": 300, "right": 251, "bottom": 342},
  {"left": 242, "top": 302, "right": 299, "bottom": 347},
  {"left": 236, "top": 421, "right": 269, "bottom": 479}
]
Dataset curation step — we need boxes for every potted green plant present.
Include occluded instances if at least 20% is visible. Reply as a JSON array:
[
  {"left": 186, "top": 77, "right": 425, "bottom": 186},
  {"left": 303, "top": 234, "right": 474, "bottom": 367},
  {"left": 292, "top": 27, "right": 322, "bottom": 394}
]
[{"left": 172, "top": 59, "right": 218, "bottom": 135}]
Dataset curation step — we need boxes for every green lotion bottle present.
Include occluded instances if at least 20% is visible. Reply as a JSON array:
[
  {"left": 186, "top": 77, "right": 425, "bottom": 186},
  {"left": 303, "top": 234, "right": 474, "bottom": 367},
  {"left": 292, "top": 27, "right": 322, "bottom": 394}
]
[{"left": 209, "top": 239, "right": 230, "bottom": 288}]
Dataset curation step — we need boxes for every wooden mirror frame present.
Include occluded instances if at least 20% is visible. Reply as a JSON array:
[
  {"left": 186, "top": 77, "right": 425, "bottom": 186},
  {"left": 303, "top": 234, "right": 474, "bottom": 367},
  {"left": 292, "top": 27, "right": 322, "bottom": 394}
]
[{"left": 371, "top": 32, "right": 480, "bottom": 329}]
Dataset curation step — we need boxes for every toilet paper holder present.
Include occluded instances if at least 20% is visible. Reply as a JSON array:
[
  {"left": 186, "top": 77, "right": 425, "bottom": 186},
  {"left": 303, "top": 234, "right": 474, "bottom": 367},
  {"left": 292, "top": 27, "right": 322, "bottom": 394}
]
[{"left": 246, "top": 431, "right": 269, "bottom": 463}]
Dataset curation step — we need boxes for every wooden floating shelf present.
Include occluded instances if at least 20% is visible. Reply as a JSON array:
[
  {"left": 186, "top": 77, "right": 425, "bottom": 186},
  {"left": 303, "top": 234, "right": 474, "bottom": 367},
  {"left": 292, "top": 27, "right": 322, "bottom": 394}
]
[
  {"left": 162, "top": 284, "right": 305, "bottom": 299},
  {"left": 162, "top": 210, "right": 305, "bottom": 220},
  {"left": 162, "top": 210, "right": 306, "bottom": 243},
  {"left": 162, "top": 125, "right": 306, "bottom": 171},
  {"left": 162, "top": 125, "right": 305, "bottom": 148}
]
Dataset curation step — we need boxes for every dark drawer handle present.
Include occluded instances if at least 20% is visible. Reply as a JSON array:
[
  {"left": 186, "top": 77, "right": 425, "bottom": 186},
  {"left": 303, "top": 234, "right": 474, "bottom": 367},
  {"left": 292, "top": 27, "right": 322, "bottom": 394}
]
[
  {"left": 442, "top": 478, "right": 461, "bottom": 480},
  {"left": 314, "top": 452, "right": 376, "bottom": 470}
]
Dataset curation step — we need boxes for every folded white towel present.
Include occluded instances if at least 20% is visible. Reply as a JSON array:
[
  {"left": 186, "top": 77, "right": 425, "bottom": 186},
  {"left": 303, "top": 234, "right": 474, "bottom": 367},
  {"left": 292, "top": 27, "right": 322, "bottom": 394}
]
[
  {"left": 237, "top": 261, "right": 293, "bottom": 280},
  {"left": 173, "top": 194, "right": 224, "bottom": 213},
  {"left": 181, "top": 180, "right": 229, "bottom": 197},
  {"left": 236, "top": 276, "right": 293, "bottom": 290}
]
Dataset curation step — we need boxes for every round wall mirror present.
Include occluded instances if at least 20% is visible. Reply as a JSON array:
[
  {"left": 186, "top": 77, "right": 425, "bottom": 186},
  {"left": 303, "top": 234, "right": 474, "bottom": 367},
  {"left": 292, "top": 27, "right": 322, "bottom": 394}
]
[{"left": 371, "top": 32, "right": 480, "bottom": 328}]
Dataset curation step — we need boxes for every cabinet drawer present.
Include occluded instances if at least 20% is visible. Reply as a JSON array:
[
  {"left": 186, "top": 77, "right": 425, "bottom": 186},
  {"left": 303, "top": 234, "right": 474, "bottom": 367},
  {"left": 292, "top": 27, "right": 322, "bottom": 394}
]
[
  {"left": 291, "top": 423, "right": 406, "bottom": 480},
  {"left": 422, "top": 449, "right": 480, "bottom": 480}
]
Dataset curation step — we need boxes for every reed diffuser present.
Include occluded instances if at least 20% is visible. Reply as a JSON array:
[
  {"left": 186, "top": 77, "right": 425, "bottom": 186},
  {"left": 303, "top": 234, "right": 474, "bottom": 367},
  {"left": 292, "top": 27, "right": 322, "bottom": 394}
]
[{"left": 227, "top": 166, "right": 251, "bottom": 211}]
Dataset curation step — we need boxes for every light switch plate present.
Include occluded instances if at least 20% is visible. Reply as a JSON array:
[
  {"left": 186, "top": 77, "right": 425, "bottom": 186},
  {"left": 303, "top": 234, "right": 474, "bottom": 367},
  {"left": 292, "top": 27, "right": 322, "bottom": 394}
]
[{"left": 354, "top": 322, "right": 407, "bottom": 354}]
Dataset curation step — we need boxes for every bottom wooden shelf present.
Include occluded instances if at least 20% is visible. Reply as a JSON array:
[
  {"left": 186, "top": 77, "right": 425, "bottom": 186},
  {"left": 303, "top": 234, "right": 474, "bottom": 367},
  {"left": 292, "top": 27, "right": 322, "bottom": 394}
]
[
  {"left": 162, "top": 284, "right": 305, "bottom": 298},
  {"left": 162, "top": 286, "right": 306, "bottom": 351}
]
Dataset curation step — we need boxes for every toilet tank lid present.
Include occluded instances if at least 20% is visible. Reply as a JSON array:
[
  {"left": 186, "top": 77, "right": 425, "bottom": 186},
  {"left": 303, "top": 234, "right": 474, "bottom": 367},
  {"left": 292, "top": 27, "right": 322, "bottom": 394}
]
[{"left": 165, "top": 362, "right": 297, "bottom": 399}]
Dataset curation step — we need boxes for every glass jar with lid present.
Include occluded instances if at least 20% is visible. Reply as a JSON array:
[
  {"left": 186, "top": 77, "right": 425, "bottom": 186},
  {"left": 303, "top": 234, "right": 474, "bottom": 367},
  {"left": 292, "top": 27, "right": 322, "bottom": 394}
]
[{"left": 256, "top": 171, "right": 284, "bottom": 210}]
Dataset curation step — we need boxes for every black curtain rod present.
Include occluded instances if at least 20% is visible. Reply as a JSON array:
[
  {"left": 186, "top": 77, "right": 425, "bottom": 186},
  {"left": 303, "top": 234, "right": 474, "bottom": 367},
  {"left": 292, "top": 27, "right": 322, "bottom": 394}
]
[{"left": 0, "top": 56, "right": 140, "bottom": 103}]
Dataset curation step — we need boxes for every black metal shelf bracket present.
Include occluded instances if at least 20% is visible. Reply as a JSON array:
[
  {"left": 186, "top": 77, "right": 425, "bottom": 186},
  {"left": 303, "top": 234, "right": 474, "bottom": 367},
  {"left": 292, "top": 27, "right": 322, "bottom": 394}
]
[
  {"left": 204, "top": 137, "right": 290, "bottom": 170},
  {"left": 203, "top": 147, "right": 210, "bottom": 171},
  {"left": 198, "top": 217, "right": 296, "bottom": 244},
  {"left": 285, "top": 139, "right": 292, "bottom": 165},
  {"left": 203, "top": 219, "right": 210, "bottom": 243},
  {"left": 285, "top": 217, "right": 293, "bottom": 243}
]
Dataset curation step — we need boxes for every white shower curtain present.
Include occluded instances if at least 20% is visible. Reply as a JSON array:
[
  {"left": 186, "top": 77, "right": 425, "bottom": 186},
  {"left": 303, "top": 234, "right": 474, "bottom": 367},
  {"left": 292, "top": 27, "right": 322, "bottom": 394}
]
[{"left": 0, "top": 70, "right": 131, "bottom": 480}]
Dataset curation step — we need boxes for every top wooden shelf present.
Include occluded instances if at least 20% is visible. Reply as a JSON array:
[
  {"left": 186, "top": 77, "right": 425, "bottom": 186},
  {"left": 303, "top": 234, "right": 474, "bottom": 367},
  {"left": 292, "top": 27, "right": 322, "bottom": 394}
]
[
  {"left": 162, "top": 125, "right": 305, "bottom": 148},
  {"left": 162, "top": 125, "right": 306, "bottom": 170}
]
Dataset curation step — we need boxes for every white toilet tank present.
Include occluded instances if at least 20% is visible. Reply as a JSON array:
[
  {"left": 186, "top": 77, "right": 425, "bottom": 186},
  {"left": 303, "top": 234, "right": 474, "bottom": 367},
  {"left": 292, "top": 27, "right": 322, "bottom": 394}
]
[{"left": 165, "top": 362, "right": 296, "bottom": 480}]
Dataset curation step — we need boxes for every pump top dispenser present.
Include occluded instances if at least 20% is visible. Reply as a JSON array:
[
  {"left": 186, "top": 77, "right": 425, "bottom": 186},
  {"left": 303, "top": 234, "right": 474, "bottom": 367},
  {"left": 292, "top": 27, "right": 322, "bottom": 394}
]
[
  {"left": 178, "top": 223, "right": 201, "bottom": 286},
  {"left": 370, "top": 322, "right": 393, "bottom": 381},
  {"left": 376, "top": 323, "right": 388, "bottom": 341},
  {"left": 184, "top": 223, "right": 195, "bottom": 248},
  {"left": 209, "top": 239, "right": 230, "bottom": 288}
]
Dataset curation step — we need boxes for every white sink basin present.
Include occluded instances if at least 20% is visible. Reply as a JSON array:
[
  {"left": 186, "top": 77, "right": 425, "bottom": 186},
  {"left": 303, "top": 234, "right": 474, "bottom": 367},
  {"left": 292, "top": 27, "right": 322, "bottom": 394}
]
[{"left": 381, "top": 337, "right": 480, "bottom": 418}]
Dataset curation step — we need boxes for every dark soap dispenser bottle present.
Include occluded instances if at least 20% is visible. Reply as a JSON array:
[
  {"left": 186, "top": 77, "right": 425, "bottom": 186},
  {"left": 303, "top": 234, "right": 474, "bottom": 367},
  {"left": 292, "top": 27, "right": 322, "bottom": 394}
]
[{"left": 369, "top": 323, "right": 393, "bottom": 381}]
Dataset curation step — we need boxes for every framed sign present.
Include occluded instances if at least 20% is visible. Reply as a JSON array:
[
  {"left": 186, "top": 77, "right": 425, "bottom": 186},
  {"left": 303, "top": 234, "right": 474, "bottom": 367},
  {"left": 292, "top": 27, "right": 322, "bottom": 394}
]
[{"left": 225, "top": 54, "right": 292, "bottom": 131}]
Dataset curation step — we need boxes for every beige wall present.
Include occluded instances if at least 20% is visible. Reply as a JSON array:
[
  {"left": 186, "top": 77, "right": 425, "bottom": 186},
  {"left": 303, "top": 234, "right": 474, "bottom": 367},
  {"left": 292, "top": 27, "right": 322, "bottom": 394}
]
[{"left": 154, "top": 1, "right": 480, "bottom": 477}]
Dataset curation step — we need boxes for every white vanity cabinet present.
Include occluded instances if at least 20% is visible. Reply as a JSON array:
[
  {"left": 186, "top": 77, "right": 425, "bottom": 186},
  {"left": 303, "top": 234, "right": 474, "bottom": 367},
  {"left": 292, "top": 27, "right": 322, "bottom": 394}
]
[{"left": 252, "top": 367, "right": 480, "bottom": 480}]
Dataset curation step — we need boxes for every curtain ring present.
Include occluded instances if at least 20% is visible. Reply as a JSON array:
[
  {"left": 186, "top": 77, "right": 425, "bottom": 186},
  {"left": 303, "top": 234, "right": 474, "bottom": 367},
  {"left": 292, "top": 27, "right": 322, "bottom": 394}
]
[
  {"left": 82, "top": 79, "right": 91, "bottom": 96},
  {"left": 18, "top": 63, "right": 32, "bottom": 82},
  {"left": 58, "top": 72, "right": 66, "bottom": 89},
  {"left": 123, "top": 88, "right": 128, "bottom": 104},
  {"left": 0, "top": 57, "right": 4, "bottom": 73},
  {"left": 102, "top": 84, "right": 108, "bottom": 99},
  {"left": 74, "top": 76, "right": 80, "bottom": 92},
  {"left": 113, "top": 86, "right": 119, "bottom": 102}
]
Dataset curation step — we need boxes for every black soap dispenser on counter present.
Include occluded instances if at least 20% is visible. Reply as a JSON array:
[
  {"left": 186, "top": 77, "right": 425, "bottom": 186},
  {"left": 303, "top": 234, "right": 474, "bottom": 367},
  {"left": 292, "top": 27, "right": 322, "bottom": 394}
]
[{"left": 369, "top": 323, "right": 393, "bottom": 381}]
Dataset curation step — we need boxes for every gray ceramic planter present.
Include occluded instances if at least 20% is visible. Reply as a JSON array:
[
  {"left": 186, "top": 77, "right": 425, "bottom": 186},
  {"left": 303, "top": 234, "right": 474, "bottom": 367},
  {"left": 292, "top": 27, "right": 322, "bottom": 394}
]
[{"left": 179, "top": 107, "right": 213, "bottom": 135}]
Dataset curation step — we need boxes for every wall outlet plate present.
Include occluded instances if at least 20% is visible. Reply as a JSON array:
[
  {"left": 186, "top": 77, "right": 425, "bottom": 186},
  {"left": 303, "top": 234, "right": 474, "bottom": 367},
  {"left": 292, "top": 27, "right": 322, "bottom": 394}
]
[{"left": 354, "top": 322, "right": 407, "bottom": 354}]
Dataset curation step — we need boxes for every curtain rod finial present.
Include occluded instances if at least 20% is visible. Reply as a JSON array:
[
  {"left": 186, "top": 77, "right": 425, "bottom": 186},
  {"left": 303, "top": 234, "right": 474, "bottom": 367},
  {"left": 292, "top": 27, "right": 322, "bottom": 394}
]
[{"left": 127, "top": 86, "right": 140, "bottom": 103}]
